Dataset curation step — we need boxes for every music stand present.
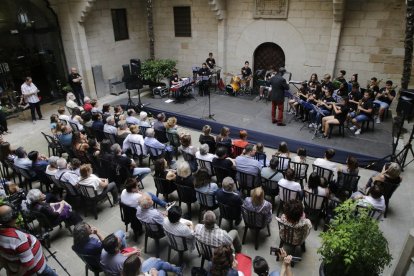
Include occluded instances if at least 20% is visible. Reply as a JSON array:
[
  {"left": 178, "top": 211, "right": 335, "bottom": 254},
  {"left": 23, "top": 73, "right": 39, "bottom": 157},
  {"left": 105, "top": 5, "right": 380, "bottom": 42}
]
[{"left": 310, "top": 105, "right": 326, "bottom": 140}]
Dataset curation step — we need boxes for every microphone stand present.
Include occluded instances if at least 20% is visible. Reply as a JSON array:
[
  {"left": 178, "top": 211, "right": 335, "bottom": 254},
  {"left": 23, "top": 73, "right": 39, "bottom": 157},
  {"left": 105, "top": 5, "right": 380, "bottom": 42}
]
[{"left": 202, "top": 91, "right": 215, "bottom": 121}]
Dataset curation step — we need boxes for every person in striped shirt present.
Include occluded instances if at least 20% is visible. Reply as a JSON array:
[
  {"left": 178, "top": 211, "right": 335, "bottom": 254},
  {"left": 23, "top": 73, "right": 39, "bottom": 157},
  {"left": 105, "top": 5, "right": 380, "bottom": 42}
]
[
  {"left": 21, "top": 77, "right": 43, "bottom": 123},
  {"left": 0, "top": 204, "right": 57, "bottom": 275}
]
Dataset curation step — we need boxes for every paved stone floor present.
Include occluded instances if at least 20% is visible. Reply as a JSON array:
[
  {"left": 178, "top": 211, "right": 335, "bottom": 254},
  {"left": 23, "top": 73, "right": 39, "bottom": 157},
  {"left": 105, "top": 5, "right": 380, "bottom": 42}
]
[{"left": 1, "top": 94, "right": 413, "bottom": 276}]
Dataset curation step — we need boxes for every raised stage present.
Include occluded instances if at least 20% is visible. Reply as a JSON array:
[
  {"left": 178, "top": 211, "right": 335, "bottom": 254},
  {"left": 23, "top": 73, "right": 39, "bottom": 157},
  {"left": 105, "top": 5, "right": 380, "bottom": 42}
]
[{"left": 113, "top": 89, "right": 394, "bottom": 167}]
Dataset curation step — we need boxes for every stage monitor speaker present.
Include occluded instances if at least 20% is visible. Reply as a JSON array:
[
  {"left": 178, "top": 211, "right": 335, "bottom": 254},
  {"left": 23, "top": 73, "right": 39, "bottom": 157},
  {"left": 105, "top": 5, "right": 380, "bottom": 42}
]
[
  {"left": 122, "top": 64, "right": 131, "bottom": 81},
  {"left": 130, "top": 59, "right": 141, "bottom": 75},
  {"left": 397, "top": 89, "right": 414, "bottom": 121}
]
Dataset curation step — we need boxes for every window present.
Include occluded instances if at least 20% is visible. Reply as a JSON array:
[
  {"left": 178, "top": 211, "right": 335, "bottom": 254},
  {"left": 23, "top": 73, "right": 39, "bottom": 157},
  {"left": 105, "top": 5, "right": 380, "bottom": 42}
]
[
  {"left": 111, "top": 9, "right": 129, "bottom": 41},
  {"left": 173, "top": 6, "right": 191, "bottom": 37}
]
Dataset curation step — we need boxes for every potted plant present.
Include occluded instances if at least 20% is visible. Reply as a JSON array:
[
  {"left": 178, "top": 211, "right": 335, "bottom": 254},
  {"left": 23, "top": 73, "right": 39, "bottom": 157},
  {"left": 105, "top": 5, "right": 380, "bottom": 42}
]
[
  {"left": 141, "top": 59, "right": 176, "bottom": 87},
  {"left": 318, "top": 200, "right": 392, "bottom": 276}
]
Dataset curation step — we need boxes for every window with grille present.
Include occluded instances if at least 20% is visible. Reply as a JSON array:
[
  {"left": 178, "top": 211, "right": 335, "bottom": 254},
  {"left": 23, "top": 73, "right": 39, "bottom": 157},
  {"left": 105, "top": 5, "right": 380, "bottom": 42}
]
[
  {"left": 111, "top": 9, "right": 129, "bottom": 41},
  {"left": 173, "top": 6, "right": 191, "bottom": 37}
]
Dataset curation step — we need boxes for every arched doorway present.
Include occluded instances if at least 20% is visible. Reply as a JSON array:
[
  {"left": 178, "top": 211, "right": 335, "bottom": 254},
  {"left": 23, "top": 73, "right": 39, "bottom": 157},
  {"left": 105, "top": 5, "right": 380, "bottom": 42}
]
[{"left": 253, "top": 42, "right": 285, "bottom": 73}]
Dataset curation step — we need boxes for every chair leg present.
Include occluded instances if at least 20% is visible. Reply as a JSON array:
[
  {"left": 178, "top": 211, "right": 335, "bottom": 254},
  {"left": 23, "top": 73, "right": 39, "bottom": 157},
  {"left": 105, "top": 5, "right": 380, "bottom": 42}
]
[
  {"left": 94, "top": 203, "right": 98, "bottom": 220},
  {"left": 242, "top": 227, "right": 248, "bottom": 244},
  {"left": 179, "top": 251, "right": 184, "bottom": 265},
  {"left": 267, "top": 224, "right": 271, "bottom": 236},
  {"left": 301, "top": 242, "right": 306, "bottom": 252},
  {"left": 255, "top": 229, "right": 259, "bottom": 250},
  {"left": 144, "top": 234, "right": 148, "bottom": 253},
  {"left": 85, "top": 265, "right": 88, "bottom": 276},
  {"left": 201, "top": 257, "right": 205, "bottom": 268},
  {"left": 167, "top": 246, "right": 171, "bottom": 262},
  {"left": 218, "top": 216, "right": 222, "bottom": 227},
  {"left": 155, "top": 239, "right": 160, "bottom": 258}
]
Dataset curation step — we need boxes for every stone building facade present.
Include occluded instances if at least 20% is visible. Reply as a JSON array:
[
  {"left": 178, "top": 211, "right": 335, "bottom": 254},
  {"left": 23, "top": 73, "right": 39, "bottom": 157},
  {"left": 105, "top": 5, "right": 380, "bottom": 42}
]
[{"left": 48, "top": 0, "right": 407, "bottom": 98}]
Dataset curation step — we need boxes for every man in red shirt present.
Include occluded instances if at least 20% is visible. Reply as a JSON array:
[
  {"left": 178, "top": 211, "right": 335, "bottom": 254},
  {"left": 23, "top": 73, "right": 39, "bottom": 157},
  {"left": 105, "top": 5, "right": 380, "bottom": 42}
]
[{"left": 0, "top": 204, "right": 57, "bottom": 275}]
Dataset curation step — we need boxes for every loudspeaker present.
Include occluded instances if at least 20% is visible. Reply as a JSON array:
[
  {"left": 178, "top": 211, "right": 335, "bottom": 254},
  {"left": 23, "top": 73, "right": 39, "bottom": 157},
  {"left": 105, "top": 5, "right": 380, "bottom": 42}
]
[
  {"left": 125, "top": 75, "right": 143, "bottom": 90},
  {"left": 397, "top": 89, "right": 414, "bottom": 121},
  {"left": 130, "top": 59, "right": 141, "bottom": 75},
  {"left": 122, "top": 64, "right": 131, "bottom": 80}
]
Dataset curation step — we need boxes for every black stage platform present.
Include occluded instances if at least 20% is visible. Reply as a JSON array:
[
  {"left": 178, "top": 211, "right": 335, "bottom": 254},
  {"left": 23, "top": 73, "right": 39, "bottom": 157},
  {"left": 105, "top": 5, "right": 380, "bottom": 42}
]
[{"left": 113, "top": 89, "right": 393, "bottom": 167}]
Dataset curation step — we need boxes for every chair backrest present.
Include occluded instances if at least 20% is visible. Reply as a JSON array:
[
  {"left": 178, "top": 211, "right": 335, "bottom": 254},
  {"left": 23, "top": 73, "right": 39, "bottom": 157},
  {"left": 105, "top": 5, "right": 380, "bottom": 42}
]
[
  {"left": 130, "top": 142, "right": 145, "bottom": 157},
  {"left": 356, "top": 205, "right": 383, "bottom": 220},
  {"left": 277, "top": 219, "right": 307, "bottom": 246},
  {"left": 96, "top": 157, "right": 116, "bottom": 180},
  {"left": 69, "top": 121, "right": 80, "bottom": 132},
  {"left": 197, "top": 158, "right": 215, "bottom": 176},
  {"left": 93, "top": 129, "right": 106, "bottom": 142},
  {"left": 232, "top": 145, "right": 244, "bottom": 158},
  {"left": 154, "top": 130, "right": 169, "bottom": 144},
  {"left": 337, "top": 172, "right": 360, "bottom": 195},
  {"left": 140, "top": 220, "right": 165, "bottom": 238},
  {"left": 41, "top": 132, "right": 56, "bottom": 147},
  {"left": 104, "top": 132, "right": 117, "bottom": 145},
  {"left": 241, "top": 206, "right": 267, "bottom": 228},
  {"left": 78, "top": 183, "right": 98, "bottom": 198},
  {"left": 166, "top": 132, "right": 181, "bottom": 148},
  {"left": 60, "top": 180, "right": 80, "bottom": 196},
  {"left": 303, "top": 190, "right": 327, "bottom": 211},
  {"left": 276, "top": 156, "right": 291, "bottom": 172},
  {"left": 216, "top": 141, "right": 231, "bottom": 155},
  {"left": 71, "top": 245, "right": 103, "bottom": 273},
  {"left": 120, "top": 202, "right": 141, "bottom": 227},
  {"left": 196, "top": 190, "right": 216, "bottom": 208},
  {"left": 164, "top": 230, "right": 189, "bottom": 252},
  {"left": 29, "top": 209, "right": 54, "bottom": 231},
  {"left": 84, "top": 126, "right": 95, "bottom": 139},
  {"left": 140, "top": 126, "right": 150, "bottom": 138},
  {"left": 255, "top": 152, "right": 267, "bottom": 167},
  {"left": 181, "top": 151, "right": 196, "bottom": 163},
  {"left": 291, "top": 161, "right": 309, "bottom": 180},
  {"left": 261, "top": 177, "right": 279, "bottom": 197},
  {"left": 279, "top": 186, "right": 299, "bottom": 203},
  {"left": 146, "top": 145, "right": 165, "bottom": 160},
  {"left": 218, "top": 202, "right": 239, "bottom": 220},
  {"left": 195, "top": 239, "right": 216, "bottom": 262},
  {"left": 212, "top": 166, "right": 233, "bottom": 186},
  {"left": 381, "top": 181, "right": 400, "bottom": 203},
  {"left": 14, "top": 166, "right": 33, "bottom": 180},
  {"left": 176, "top": 184, "right": 196, "bottom": 203},
  {"left": 115, "top": 164, "right": 132, "bottom": 188},
  {"left": 237, "top": 170, "right": 259, "bottom": 191},
  {"left": 200, "top": 140, "right": 216, "bottom": 154},
  {"left": 47, "top": 174, "right": 63, "bottom": 190},
  {"left": 312, "top": 164, "right": 334, "bottom": 182},
  {"left": 153, "top": 177, "right": 176, "bottom": 195}
]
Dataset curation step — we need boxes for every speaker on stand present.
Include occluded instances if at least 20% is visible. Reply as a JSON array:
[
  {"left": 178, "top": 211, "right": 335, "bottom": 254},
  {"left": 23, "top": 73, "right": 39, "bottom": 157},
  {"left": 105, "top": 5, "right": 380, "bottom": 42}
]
[{"left": 130, "top": 59, "right": 141, "bottom": 76}]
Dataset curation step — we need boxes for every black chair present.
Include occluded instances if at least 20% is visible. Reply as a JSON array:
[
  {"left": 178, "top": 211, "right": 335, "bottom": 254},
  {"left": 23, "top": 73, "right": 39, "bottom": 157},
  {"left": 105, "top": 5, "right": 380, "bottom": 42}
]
[
  {"left": 104, "top": 132, "right": 117, "bottom": 145},
  {"left": 336, "top": 172, "right": 360, "bottom": 198},
  {"left": 140, "top": 220, "right": 165, "bottom": 258},
  {"left": 2, "top": 160, "right": 16, "bottom": 183},
  {"left": 29, "top": 209, "right": 72, "bottom": 241},
  {"left": 195, "top": 239, "right": 216, "bottom": 268},
  {"left": 231, "top": 145, "right": 244, "bottom": 158},
  {"left": 328, "top": 122, "right": 345, "bottom": 138},
  {"left": 166, "top": 132, "right": 180, "bottom": 160},
  {"left": 212, "top": 165, "right": 234, "bottom": 187},
  {"left": 41, "top": 132, "right": 65, "bottom": 157},
  {"left": 78, "top": 183, "right": 113, "bottom": 219},
  {"left": 356, "top": 205, "right": 383, "bottom": 220},
  {"left": 381, "top": 181, "right": 400, "bottom": 218},
  {"left": 95, "top": 157, "right": 116, "bottom": 183},
  {"left": 276, "top": 218, "right": 307, "bottom": 261},
  {"left": 69, "top": 121, "right": 80, "bottom": 132},
  {"left": 84, "top": 126, "right": 95, "bottom": 139},
  {"left": 291, "top": 161, "right": 309, "bottom": 188},
  {"left": 59, "top": 179, "right": 81, "bottom": 202},
  {"left": 275, "top": 156, "right": 291, "bottom": 174},
  {"left": 200, "top": 139, "right": 216, "bottom": 154},
  {"left": 323, "top": 198, "right": 342, "bottom": 231},
  {"left": 236, "top": 170, "right": 260, "bottom": 197},
  {"left": 241, "top": 206, "right": 271, "bottom": 250},
  {"left": 180, "top": 150, "right": 198, "bottom": 172},
  {"left": 115, "top": 164, "right": 144, "bottom": 191},
  {"left": 129, "top": 142, "right": 148, "bottom": 167},
  {"left": 255, "top": 152, "right": 267, "bottom": 167},
  {"left": 13, "top": 165, "right": 37, "bottom": 190},
  {"left": 277, "top": 186, "right": 300, "bottom": 216},
  {"left": 164, "top": 230, "right": 190, "bottom": 265},
  {"left": 197, "top": 158, "right": 215, "bottom": 176},
  {"left": 312, "top": 164, "right": 334, "bottom": 183},
  {"left": 72, "top": 245, "right": 103, "bottom": 276},
  {"left": 218, "top": 202, "right": 240, "bottom": 229},
  {"left": 140, "top": 126, "right": 150, "bottom": 138},
  {"left": 120, "top": 202, "right": 142, "bottom": 241},
  {"left": 153, "top": 177, "right": 176, "bottom": 202},
  {"left": 176, "top": 184, "right": 197, "bottom": 215},
  {"left": 155, "top": 129, "right": 169, "bottom": 144},
  {"left": 93, "top": 129, "right": 106, "bottom": 142},
  {"left": 303, "top": 190, "right": 327, "bottom": 230},
  {"left": 261, "top": 177, "right": 279, "bottom": 209},
  {"left": 146, "top": 145, "right": 165, "bottom": 167},
  {"left": 196, "top": 190, "right": 218, "bottom": 221},
  {"left": 216, "top": 141, "right": 232, "bottom": 155}
]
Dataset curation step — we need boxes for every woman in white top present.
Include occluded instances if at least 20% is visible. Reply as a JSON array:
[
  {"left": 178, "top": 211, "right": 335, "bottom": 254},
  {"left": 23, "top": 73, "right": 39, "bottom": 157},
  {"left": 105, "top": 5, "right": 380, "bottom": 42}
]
[
  {"left": 278, "top": 168, "right": 302, "bottom": 202},
  {"left": 304, "top": 172, "right": 329, "bottom": 209},
  {"left": 78, "top": 164, "right": 119, "bottom": 204},
  {"left": 291, "top": 147, "right": 307, "bottom": 179},
  {"left": 195, "top": 144, "right": 216, "bottom": 175},
  {"left": 69, "top": 107, "right": 84, "bottom": 131},
  {"left": 120, "top": 178, "right": 170, "bottom": 208},
  {"left": 275, "top": 141, "right": 290, "bottom": 170},
  {"left": 123, "top": 125, "right": 146, "bottom": 155}
]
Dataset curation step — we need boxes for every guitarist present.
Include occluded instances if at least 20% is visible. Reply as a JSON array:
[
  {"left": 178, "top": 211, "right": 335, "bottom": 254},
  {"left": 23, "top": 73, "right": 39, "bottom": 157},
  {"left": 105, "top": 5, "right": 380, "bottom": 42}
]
[{"left": 21, "top": 77, "right": 42, "bottom": 123}]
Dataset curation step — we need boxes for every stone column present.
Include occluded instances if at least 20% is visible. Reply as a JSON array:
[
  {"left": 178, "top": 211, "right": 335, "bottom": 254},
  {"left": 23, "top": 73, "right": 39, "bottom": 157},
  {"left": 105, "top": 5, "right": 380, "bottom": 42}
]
[
  {"left": 217, "top": 18, "right": 227, "bottom": 73},
  {"left": 325, "top": 21, "right": 342, "bottom": 76}
]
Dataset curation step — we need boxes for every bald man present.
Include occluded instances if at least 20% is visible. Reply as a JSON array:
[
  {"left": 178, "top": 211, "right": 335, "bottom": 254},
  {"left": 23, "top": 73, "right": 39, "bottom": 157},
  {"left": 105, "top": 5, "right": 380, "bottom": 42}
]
[
  {"left": 68, "top": 67, "right": 85, "bottom": 105},
  {"left": 0, "top": 205, "right": 57, "bottom": 275}
]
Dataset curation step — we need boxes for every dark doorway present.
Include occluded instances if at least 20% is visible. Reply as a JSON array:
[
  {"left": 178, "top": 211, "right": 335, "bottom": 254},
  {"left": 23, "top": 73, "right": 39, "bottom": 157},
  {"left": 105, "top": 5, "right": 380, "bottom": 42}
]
[
  {"left": 0, "top": 0, "right": 66, "bottom": 107},
  {"left": 253, "top": 42, "right": 285, "bottom": 74}
]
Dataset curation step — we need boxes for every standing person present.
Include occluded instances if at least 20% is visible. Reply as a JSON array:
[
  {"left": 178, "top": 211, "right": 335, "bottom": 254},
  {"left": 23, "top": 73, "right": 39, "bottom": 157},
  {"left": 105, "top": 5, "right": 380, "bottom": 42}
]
[
  {"left": 0, "top": 204, "right": 57, "bottom": 275},
  {"left": 68, "top": 67, "right": 85, "bottom": 105},
  {"left": 21, "top": 77, "right": 42, "bottom": 123},
  {"left": 269, "top": 68, "right": 290, "bottom": 126},
  {"left": 206, "top": 53, "right": 216, "bottom": 69}
]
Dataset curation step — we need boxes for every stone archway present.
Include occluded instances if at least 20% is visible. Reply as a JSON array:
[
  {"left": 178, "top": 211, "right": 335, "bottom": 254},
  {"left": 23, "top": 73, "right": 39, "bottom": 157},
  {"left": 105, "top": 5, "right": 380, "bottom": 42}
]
[{"left": 253, "top": 42, "right": 285, "bottom": 73}]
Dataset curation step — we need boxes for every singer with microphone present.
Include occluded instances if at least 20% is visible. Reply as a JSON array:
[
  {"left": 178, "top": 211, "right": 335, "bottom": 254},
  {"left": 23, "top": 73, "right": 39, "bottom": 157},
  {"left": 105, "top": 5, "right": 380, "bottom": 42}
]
[
  {"left": 21, "top": 77, "right": 43, "bottom": 124},
  {"left": 270, "top": 67, "right": 290, "bottom": 126},
  {"left": 68, "top": 67, "right": 85, "bottom": 105}
]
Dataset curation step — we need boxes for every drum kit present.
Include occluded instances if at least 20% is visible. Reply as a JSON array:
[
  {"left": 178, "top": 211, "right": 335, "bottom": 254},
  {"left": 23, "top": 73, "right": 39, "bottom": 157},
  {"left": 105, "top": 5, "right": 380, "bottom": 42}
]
[{"left": 224, "top": 73, "right": 252, "bottom": 96}]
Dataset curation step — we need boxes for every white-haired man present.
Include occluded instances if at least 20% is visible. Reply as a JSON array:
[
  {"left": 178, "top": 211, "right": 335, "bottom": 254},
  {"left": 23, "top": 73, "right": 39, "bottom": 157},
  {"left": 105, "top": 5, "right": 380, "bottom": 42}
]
[{"left": 104, "top": 116, "right": 117, "bottom": 135}]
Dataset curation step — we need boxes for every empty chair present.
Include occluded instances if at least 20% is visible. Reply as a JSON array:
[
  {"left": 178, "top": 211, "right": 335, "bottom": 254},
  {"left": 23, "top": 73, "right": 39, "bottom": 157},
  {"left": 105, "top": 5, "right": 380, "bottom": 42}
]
[
  {"left": 176, "top": 184, "right": 197, "bottom": 216},
  {"left": 119, "top": 202, "right": 142, "bottom": 241},
  {"left": 140, "top": 220, "right": 165, "bottom": 258},
  {"left": 41, "top": 132, "right": 65, "bottom": 157}
]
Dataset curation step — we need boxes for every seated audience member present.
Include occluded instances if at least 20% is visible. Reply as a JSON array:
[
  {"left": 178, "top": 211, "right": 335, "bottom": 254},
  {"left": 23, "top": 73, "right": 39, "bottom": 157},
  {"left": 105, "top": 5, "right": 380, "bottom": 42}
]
[
  {"left": 91, "top": 113, "right": 104, "bottom": 131},
  {"left": 179, "top": 133, "right": 198, "bottom": 171},
  {"left": 90, "top": 99, "right": 101, "bottom": 114},
  {"left": 212, "top": 146, "right": 235, "bottom": 173},
  {"left": 78, "top": 164, "right": 119, "bottom": 204},
  {"left": 104, "top": 116, "right": 118, "bottom": 135},
  {"left": 125, "top": 109, "right": 140, "bottom": 126},
  {"left": 26, "top": 188, "right": 82, "bottom": 226},
  {"left": 274, "top": 141, "right": 290, "bottom": 170},
  {"left": 0, "top": 142, "right": 16, "bottom": 163},
  {"left": 136, "top": 194, "right": 165, "bottom": 225},
  {"left": 55, "top": 123, "right": 73, "bottom": 149},
  {"left": 101, "top": 103, "right": 112, "bottom": 122},
  {"left": 374, "top": 80, "right": 396, "bottom": 123},
  {"left": 82, "top": 112, "right": 93, "bottom": 128},
  {"left": 122, "top": 125, "right": 145, "bottom": 155},
  {"left": 243, "top": 187, "right": 272, "bottom": 227},
  {"left": 72, "top": 131, "right": 89, "bottom": 154},
  {"left": 144, "top": 128, "right": 175, "bottom": 165},
  {"left": 123, "top": 254, "right": 182, "bottom": 276},
  {"left": 276, "top": 199, "right": 312, "bottom": 246},
  {"left": 27, "top": 150, "right": 48, "bottom": 173},
  {"left": 111, "top": 143, "right": 151, "bottom": 180},
  {"left": 278, "top": 168, "right": 302, "bottom": 200},
  {"left": 235, "top": 144, "right": 262, "bottom": 178},
  {"left": 199, "top": 124, "right": 216, "bottom": 153},
  {"left": 352, "top": 183, "right": 386, "bottom": 213},
  {"left": 291, "top": 147, "right": 307, "bottom": 178},
  {"left": 261, "top": 156, "right": 284, "bottom": 183},
  {"left": 153, "top": 112, "right": 166, "bottom": 132},
  {"left": 216, "top": 126, "right": 232, "bottom": 154},
  {"left": 14, "top": 147, "right": 35, "bottom": 172},
  {"left": 69, "top": 107, "right": 84, "bottom": 132},
  {"left": 87, "top": 138, "right": 100, "bottom": 156},
  {"left": 117, "top": 121, "right": 131, "bottom": 139},
  {"left": 120, "top": 178, "right": 170, "bottom": 209},
  {"left": 46, "top": 156, "right": 59, "bottom": 176},
  {"left": 253, "top": 248, "right": 294, "bottom": 276},
  {"left": 195, "top": 144, "right": 216, "bottom": 175},
  {"left": 339, "top": 156, "right": 359, "bottom": 175},
  {"left": 114, "top": 105, "right": 125, "bottom": 126},
  {"left": 139, "top": 112, "right": 151, "bottom": 127},
  {"left": 194, "top": 167, "right": 219, "bottom": 207},
  {"left": 153, "top": 158, "right": 176, "bottom": 181},
  {"left": 365, "top": 162, "right": 401, "bottom": 192},
  {"left": 55, "top": 158, "right": 79, "bottom": 185},
  {"left": 255, "top": 142, "right": 267, "bottom": 166},
  {"left": 66, "top": 92, "right": 84, "bottom": 112},
  {"left": 73, "top": 222, "right": 127, "bottom": 269},
  {"left": 210, "top": 244, "right": 242, "bottom": 276},
  {"left": 349, "top": 91, "right": 373, "bottom": 135},
  {"left": 69, "top": 158, "right": 82, "bottom": 176},
  {"left": 165, "top": 117, "right": 179, "bottom": 134},
  {"left": 195, "top": 211, "right": 242, "bottom": 253},
  {"left": 215, "top": 177, "right": 243, "bottom": 225},
  {"left": 321, "top": 98, "right": 350, "bottom": 138},
  {"left": 83, "top": 96, "right": 92, "bottom": 112},
  {"left": 100, "top": 233, "right": 140, "bottom": 276},
  {"left": 50, "top": 114, "right": 59, "bottom": 134},
  {"left": 175, "top": 161, "right": 194, "bottom": 187},
  {"left": 304, "top": 172, "right": 329, "bottom": 209},
  {"left": 313, "top": 148, "right": 337, "bottom": 179},
  {"left": 163, "top": 206, "right": 195, "bottom": 250},
  {"left": 232, "top": 130, "right": 249, "bottom": 149},
  {"left": 58, "top": 105, "right": 71, "bottom": 121}
]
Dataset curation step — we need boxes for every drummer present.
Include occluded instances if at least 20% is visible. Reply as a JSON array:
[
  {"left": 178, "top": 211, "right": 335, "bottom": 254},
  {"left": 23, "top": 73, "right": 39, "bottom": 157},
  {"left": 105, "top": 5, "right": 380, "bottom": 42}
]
[
  {"left": 198, "top": 63, "right": 211, "bottom": 96},
  {"left": 241, "top": 61, "right": 252, "bottom": 87},
  {"left": 206, "top": 53, "right": 216, "bottom": 69}
]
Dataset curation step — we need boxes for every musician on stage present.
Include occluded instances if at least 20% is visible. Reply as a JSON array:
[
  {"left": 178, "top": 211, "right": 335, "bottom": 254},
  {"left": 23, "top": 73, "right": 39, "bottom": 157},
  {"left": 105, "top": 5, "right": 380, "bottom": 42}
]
[
  {"left": 288, "top": 81, "right": 309, "bottom": 117},
  {"left": 198, "top": 63, "right": 211, "bottom": 96},
  {"left": 335, "top": 70, "right": 347, "bottom": 86},
  {"left": 169, "top": 69, "right": 181, "bottom": 98},
  {"left": 269, "top": 67, "right": 290, "bottom": 126},
  {"left": 349, "top": 91, "right": 374, "bottom": 135},
  {"left": 374, "top": 80, "right": 395, "bottom": 124},
  {"left": 259, "top": 67, "right": 276, "bottom": 100},
  {"left": 368, "top": 77, "right": 380, "bottom": 95},
  {"left": 321, "top": 73, "right": 334, "bottom": 91},
  {"left": 348, "top": 82, "right": 362, "bottom": 113},
  {"left": 68, "top": 67, "right": 85, "bottom": 105},
  {"left": 308, "top": 85, "right": 335, "bottom": 129},
  {"left": 21, "top": 77, "right": 43, "bottom": 123},
  {"left": 241, "top": 61, "right": 252, "bottom": 87},
  {"left": 206, "top": 53, "right": 216, "bottom": 69},
  {"left": 321, "top": 97, "right": 350, "bottom": 138}
]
